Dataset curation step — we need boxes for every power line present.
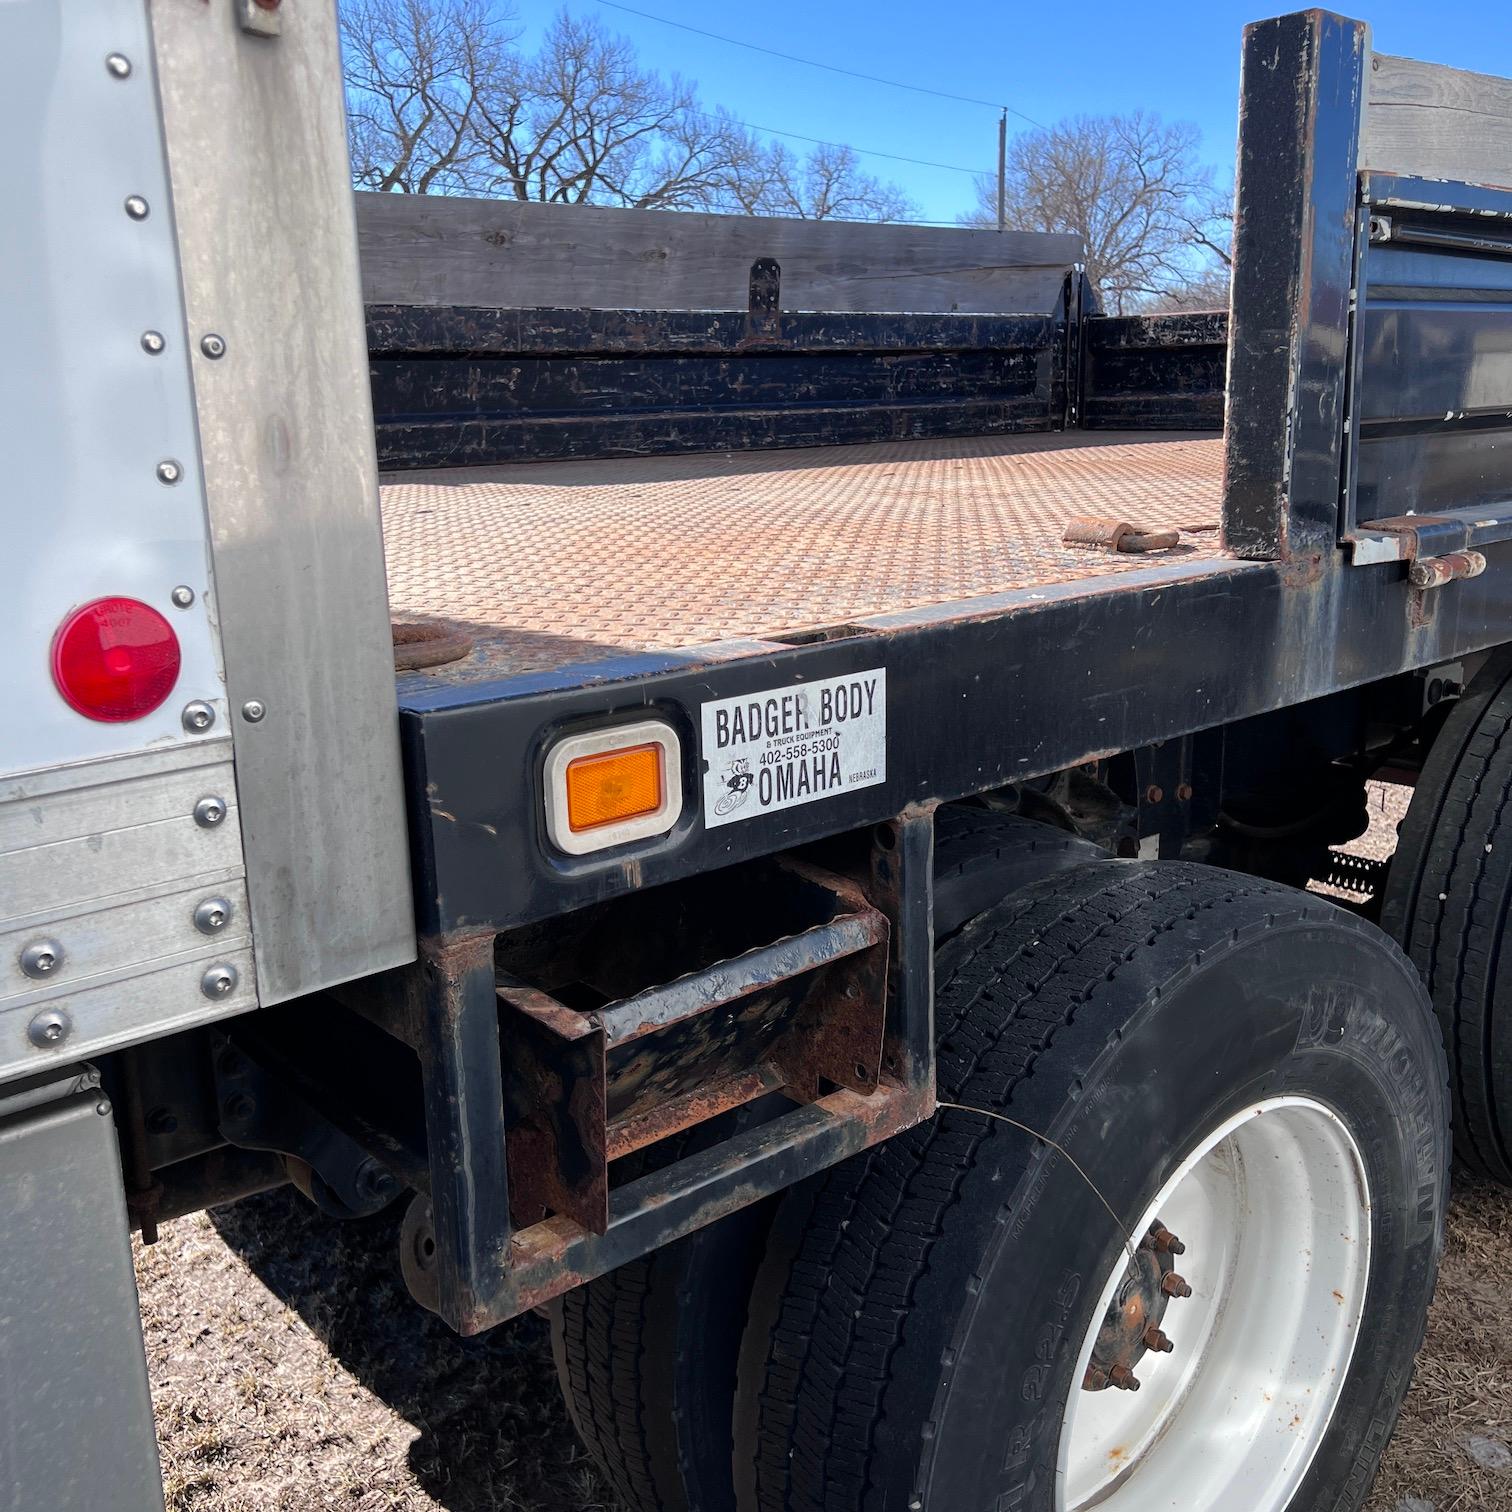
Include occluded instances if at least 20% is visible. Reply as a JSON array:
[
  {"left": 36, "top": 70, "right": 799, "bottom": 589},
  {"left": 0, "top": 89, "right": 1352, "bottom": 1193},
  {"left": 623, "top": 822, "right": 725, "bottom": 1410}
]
[
  {"left": 592, "top": 0, "right": 1048, "bottom": 127},
  {"left": 693, "top": 110, "right": 990, "bottom": 176}
]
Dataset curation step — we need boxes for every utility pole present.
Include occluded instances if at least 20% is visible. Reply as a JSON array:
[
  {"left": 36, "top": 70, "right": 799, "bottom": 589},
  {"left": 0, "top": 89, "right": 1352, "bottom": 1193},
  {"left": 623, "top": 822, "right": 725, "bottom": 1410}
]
[{"left": 997, "top": 110, "right": 1007, "bottom": 232}]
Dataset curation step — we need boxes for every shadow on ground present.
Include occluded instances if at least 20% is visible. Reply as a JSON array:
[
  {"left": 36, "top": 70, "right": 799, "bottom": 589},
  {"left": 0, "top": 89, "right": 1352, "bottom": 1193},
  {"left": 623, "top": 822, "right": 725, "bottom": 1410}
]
[{"left": 207, "top": 1188, "right": 614, "bottom": 1512}]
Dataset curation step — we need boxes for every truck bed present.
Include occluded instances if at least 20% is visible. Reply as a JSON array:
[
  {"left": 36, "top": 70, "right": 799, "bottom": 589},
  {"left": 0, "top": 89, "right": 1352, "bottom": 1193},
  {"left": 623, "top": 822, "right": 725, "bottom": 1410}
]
[{"left": 381, "top": 431, "right": 1226, "bottom": 681}]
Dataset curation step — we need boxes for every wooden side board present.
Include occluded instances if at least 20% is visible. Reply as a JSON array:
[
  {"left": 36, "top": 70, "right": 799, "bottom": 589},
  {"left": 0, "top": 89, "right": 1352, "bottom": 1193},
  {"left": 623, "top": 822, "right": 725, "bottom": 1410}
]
[
  {"left": 1363, "top": 52, "right": 1512, "bottom": 189},
  {"left": 355, "top": 193, "right": 1082, "bottom": 316}
]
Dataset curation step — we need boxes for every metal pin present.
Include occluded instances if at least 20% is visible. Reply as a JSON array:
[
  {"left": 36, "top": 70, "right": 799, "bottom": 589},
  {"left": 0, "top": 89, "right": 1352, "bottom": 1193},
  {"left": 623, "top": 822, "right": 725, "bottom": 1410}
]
[
  {"left": 171, "top": 585, "right": 195, "bottom": 608},
  {"left": 182, "top": 700, "right": 215, "bottom": 732},
  {"left": 141, "top": 331, "right": 165, "bottom": 355},
  {"left": 157, "top": 459, "right": 183, "bottom": 485},
  {"left": 106, "top": 53, "right": 132, "bottom": 79},
  {"left": 124, "top": 194, "right": 149, "bottom": 220}
]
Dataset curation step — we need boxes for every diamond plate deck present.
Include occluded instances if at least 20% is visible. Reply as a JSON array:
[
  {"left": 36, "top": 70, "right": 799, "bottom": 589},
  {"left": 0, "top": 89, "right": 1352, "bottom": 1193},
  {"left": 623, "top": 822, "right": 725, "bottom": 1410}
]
[{"left": 381, "top": 432, "right": 1226, "bottom": 679}]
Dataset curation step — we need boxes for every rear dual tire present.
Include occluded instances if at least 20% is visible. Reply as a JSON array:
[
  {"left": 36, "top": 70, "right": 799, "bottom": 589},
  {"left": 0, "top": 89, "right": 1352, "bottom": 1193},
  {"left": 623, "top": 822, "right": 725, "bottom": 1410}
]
[
  {"left": 554, "top": 852, "right": 1447, "bottom": 1512},
  {"left": 737, "top": 864, "right": 1447, "bottom": 1511}
]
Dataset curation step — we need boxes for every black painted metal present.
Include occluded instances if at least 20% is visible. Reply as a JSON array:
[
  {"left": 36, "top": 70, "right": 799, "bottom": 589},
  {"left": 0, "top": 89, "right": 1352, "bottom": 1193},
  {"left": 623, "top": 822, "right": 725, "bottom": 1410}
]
[
  {"left": 1223, "top": 10, "right": 1367, "bottom": 560},
  {"left": 368, "top": 305, "right": 1068, "bottom": 468},
  {"left": 1345, "top": 175, "right": 1512, "bottom": 536},
  {"left": 397, "top": 541, "right": 1512, "bottom": 935},
  {"left": 1081, "top": 312, "right": 1227, "bottom": 431}
]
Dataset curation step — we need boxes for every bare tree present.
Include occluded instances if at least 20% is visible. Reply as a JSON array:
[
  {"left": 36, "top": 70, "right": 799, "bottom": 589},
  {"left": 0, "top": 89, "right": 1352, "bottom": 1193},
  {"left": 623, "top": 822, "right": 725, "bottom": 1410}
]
[
  {"left": 1136, "top": 266, "right": 1232, "bottom": 311},
  {"left": 340, "top": 0, "right": 510, "bottom": 194},
  {"left": 341, "top": 3, "right": 914, "bottom": 221},
  {"left": 468, "top": 13, "right": 743, "bottom": 209},
  {"left": 964, "top": 113, "right": 1230, "bottom": 313},
  {"left": 708, "top": 131, "right": 915, "bottom": 221}
]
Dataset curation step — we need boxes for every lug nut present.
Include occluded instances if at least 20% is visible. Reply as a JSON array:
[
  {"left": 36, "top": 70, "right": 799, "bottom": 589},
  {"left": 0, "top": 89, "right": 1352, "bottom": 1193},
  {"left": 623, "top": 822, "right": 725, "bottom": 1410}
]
[
  {"left": 1161, "top": 1272, "right": 1193, "bottom": 1299},
  {"left": 1143, "top": 1326, "right": 1174, "bottom": 1353},
  {"left": 1108, "top": 1365, "right": 1141, "bottom": 1392},
  {"left": 1152, "top": 1226, "right": 1187, "bottom": 1256}
]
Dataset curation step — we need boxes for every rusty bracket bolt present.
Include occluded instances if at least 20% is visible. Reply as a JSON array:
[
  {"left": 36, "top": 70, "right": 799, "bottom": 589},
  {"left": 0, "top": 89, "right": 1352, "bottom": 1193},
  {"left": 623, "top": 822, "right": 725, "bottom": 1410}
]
[
  {"left": 1145, "top": 785, "right": 1164, "bottom": 804},
  {"left": 1175, "top": 782, "right": 1194, "bottom": 802},
  {"left": 1143, "top": 1325, "right": 1175, "bottom": 1353},
  {"left": 1107, "top": 1365, "right": 1142, "bottom": 1392},
  {"left": 1152, "top": 1226, "right": 1187, "bottom": 1255},
  {"left": 1161, "top": 1272, "right": 1193, "bottom": 1299}
]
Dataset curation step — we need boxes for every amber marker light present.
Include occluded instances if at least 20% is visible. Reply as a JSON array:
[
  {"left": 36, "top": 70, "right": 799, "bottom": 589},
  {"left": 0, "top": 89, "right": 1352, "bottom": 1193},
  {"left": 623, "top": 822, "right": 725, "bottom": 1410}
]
[
  {"left": 565, "top": 743, "right": 663, "bottom": 832},
  {"left": 544, "top": 721, "right": 684, "bottom": 855}
]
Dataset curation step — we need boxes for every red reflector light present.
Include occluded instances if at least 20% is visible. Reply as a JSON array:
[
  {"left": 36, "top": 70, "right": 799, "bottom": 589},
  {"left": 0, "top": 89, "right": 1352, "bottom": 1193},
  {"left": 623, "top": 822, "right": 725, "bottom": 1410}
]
[{"left": 51, "top": 598, "right": 182, "bottom": 722}]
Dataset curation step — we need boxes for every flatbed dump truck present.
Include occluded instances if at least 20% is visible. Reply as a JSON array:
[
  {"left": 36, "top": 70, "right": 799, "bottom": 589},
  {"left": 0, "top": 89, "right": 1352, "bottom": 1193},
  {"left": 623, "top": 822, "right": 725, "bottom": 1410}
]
[{"left": 6, "top": 3, "right": 1512, "bottom": 1508}]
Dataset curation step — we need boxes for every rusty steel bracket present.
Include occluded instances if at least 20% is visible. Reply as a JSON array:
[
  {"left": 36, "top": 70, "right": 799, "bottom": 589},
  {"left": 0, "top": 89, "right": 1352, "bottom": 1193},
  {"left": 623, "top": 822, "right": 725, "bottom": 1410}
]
[{"left": 497, "top": 859, "right": 889, "bottom": 1235}]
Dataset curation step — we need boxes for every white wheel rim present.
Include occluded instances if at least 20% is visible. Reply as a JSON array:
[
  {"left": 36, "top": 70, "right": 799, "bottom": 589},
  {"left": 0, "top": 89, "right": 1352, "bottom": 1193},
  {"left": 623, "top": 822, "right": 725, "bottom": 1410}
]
[{"left": 1056, "top": 1097, "right": 1371, "bottom": 1512}]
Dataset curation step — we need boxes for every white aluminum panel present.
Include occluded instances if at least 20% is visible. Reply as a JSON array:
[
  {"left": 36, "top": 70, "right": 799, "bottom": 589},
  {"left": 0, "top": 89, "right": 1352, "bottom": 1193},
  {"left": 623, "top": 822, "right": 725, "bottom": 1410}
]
[
  {"left": 149, "top": 0, "right": 416, "bottom": 1002},
  {"left": 0, "top": 0, "right": 229, "bottom": 776}
]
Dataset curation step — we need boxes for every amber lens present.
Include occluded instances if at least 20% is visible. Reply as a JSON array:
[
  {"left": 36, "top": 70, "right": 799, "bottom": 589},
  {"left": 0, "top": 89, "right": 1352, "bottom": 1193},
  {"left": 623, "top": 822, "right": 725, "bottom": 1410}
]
[{"left": 564, "top": 744, "right": 663, "bottom": 831}]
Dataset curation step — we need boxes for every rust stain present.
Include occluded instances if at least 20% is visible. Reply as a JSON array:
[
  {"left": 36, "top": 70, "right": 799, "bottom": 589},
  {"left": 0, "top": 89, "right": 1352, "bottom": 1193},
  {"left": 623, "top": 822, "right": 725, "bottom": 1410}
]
[{"left": 380, "top": 434, "right": 1226, "bottom": 658}]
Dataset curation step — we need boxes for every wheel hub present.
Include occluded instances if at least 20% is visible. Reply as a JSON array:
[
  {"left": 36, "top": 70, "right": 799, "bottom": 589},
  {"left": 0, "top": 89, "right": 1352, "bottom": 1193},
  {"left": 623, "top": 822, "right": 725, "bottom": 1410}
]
[{"left": 1081, "top": 1222, "right": 1188, "bottom": 1393}]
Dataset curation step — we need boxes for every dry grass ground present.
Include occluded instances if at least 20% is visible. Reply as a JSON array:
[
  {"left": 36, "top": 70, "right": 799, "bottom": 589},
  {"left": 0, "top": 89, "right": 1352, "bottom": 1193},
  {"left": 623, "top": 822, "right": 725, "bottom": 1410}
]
[{"left": 136, "top": 784, "right": 1512, "bottom": 1510}]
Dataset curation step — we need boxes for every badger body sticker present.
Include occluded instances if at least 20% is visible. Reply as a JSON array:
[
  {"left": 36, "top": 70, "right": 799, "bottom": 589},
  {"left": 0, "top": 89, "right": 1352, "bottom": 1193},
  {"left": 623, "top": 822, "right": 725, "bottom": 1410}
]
[{"left": 701, "top": 669, "right": 887, "bottom": 827}]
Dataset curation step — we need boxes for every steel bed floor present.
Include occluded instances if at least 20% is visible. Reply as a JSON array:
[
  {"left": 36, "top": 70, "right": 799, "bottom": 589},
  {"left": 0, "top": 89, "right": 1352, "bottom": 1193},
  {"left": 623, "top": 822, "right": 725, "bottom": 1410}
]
[{"left": 381, "top": 431, "right": 1226, "bottom": 681}]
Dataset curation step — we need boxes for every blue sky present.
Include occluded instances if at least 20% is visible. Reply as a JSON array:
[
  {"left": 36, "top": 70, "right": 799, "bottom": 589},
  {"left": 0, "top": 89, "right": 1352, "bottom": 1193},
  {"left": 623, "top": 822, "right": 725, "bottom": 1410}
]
[{"left": 504, "top": 0, "right": 1512, "bottom": 223}]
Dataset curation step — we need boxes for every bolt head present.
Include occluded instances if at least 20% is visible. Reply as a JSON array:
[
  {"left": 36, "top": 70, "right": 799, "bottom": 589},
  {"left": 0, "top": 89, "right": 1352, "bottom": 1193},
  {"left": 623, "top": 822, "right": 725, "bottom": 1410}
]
[
  {"left": 19, "top": 939, "right": 64, "bottom": 980},
  {"left": 201, "top": 964, "right": 239, "bottom": 1000},
  {"left": 26, "top": 1009, "right": 72, "bottom": 1049},
  {"left": 182, "top": 700, "right": 216, "bottom": 732},
  {"left": 171, "top": 585, "right": 195, "bottom": 608},
  {"left": 106, "top": 53, "right": 132, "bottom": 79},
  {"left": 124, "top": 194, "right": 149, "bottom": 220},
  {"left": 199, "top": 333, "right": 227, "bottom": 360},
  {"left": 194, "top": 897, "right": 233, "bottom": 935},
  {"left": 241, "top": 699, "right": 267, "bottom": 723},
  {"left": 141, "top": 330, "right": 166, "bottom": 355},
  {"left": 194, "top": 795, "right": 228, "bottom": 827},
  {"left": 156, "top": 459, "right": 183, "bottom": 485}
]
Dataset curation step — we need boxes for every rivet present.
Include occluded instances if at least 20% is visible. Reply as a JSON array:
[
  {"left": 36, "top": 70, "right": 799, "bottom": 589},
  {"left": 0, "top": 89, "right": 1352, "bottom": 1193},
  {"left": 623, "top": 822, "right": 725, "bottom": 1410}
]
[
  {"left": 27, "top": 1009, "right": 72, "bottom": 1049},
  {"left": 171, "top": 585, "right": 195, "bottom": 608},
  {"left": 201, "top": 964, "right": 239, "bottom": 1000},
  {"left": 141, "top": 330, "right": 166, "bottom": 355},
  {"left": 1144, "top": 785, "right": 1164, "bottom": 805},
  {"left": 96, "top": 1100, "right": 113, "bottom": 1117},
  {"left": 20, "top": 938, "right": 64, "bottom": 980},
  {"left": 194, "top": 897, "right": 233, "bottom": 935},
  {"left": 182, "top": 700, "right": 216, "bottom": 732},
  {"left": 156, "top": 459, "right": 183, "bottom": 485},
  {"left": 106, "top": 53, "right": 132, "bottom": 79},
  {"left": 124, "top": 194, "right": 149, "bottom": 220},
  {"left": 199, "top": 333, "right": 227, "bottom": 360},
  {"left": 241, "top": 699, "right": 267, "bottom": 723},
  {"left": 193, "top": 795, "right": 228, "bottom": 827}
]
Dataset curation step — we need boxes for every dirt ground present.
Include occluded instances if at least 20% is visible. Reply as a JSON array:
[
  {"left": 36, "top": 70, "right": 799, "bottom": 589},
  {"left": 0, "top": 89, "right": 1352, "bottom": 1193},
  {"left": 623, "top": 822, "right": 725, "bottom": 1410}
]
[{"left": 136, "top": 785, "right": 1512, "bottom": 1511}]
